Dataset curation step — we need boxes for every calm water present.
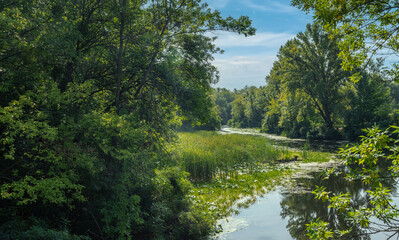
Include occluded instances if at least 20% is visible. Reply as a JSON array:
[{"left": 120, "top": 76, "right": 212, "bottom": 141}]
[
  {"left": 220, "top": 127, "right": 348, "bottom": 152},
  {"left": 214, "top": 170, "right": 399, "bottom": 240}
]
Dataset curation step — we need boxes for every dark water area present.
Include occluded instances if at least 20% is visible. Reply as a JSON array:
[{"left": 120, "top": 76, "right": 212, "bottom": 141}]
[
  {"left": 216, "top": 127, "right": 399, "bottom": 239},
  {"left": 219, "top": 127, "right": 349, "bottom": 152},
  {"left": 213, "top": 169, "right": 399, "bottom": 240},
  {"left": 271, "top": 138, "right": 346, "bottom": 153}
]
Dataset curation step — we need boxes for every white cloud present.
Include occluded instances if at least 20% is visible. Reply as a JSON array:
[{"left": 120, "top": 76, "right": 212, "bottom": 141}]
[
  {"left": 212, "top": 55, "right": 277, "bottom": 89},
  {"left": 210, "top": 31, "right": 295, "bottom": 49},
  {"left": 247, "top": 0, "right": 298, "bottom": 13},
  {"left": 206, "top": 30, "right": 295, "bottom": 89},
  {"left": 206, "top": 0, "right": 231, "bottom": 9}
]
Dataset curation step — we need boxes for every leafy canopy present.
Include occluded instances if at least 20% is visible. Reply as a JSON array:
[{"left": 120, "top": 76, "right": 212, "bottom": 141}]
[{"left": 292, "top": 0, "right": 399, "bottom": 78}]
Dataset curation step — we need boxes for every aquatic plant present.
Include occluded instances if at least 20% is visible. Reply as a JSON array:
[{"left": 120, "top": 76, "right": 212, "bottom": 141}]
[
  {"left": 173, "top": 131, "right": 332, "bottom": 181},
  {"left": 173, "top": 132, "right": 284, "bottom": 181},
  {"left": 190, "top": 165, "right": 292, "bottom": 222}
]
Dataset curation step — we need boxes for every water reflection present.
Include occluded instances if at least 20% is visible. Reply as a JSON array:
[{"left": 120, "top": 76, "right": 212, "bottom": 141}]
[
  {"left": 278, "top": 139, "right": 346, "bottom": 152},
  {"left": 219, "top": 127, "right": 348, "bottom": 152},
  {"left": 281, "top": 171, "right": 370, "bottom": 240},
  {"left": 215, "top": 169, "right": 398, "bottom": 240}
]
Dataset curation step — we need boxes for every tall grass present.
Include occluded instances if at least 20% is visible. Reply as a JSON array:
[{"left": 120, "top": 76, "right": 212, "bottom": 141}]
[
  {"left": 172, "top": 131, "right": 333, "bottom": 181},
  {"left": 173, "top": 131, "right": 284, "bottom": 181}
]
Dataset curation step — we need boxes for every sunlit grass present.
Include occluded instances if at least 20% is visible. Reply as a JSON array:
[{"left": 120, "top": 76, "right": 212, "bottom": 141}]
[
  {"left": 172, "top": 131, "right": 332, "bottom": 181},
  {"left": 301, "top": 150, "right": 332, "bottom": 163},
  {"left": 172, "top": 131, "right": 284, "bottom": 181}
]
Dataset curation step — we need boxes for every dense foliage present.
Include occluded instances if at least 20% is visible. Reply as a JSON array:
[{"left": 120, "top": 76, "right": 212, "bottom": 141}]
[
  {"left": 214, "top": 24, "right": 397, "bottom": 141},
  {"left": 292, "top": 0, "right": 399, "bottom": 79},
  {"left": 0, "top": 0, "right": 255, "bottom": 239},
  {"left": 212, "top": 88, "right": 235, "bottom": 125},
  {"left": 212, "top": 86, "right": 267, "bottom": 128},
  {"left": 290, "top": 0, "right": 399, "bottom": 239},
  {"left": 3, "top": 0, "right": 399, "bottom": 238},
  {"left": 307, "top": 127, "right": 399, "bottom": 239},
  {"left": 262, "top": 24, "right": 396, "bottom": 140}
]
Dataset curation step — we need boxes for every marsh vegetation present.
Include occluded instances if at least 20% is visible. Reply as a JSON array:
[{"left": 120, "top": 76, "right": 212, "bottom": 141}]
[
  {"left": 172, "top": 131, "right": 330, "bottom": 181},
  {"left": 167, "top": 130, "right": 335, "bottom": 237}
]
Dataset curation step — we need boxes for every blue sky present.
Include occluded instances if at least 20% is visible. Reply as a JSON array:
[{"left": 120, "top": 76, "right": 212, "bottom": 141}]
[{"left": 206, "top": 0, "right": 313, "bottom": 90}]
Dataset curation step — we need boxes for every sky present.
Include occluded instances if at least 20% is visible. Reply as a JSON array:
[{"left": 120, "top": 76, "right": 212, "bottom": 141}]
[{"left": 205, "top": 0, "right": 313, "bottom": 90}]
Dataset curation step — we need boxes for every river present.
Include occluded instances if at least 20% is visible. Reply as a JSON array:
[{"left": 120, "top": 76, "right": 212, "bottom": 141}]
[
  {"left": 213, "top": 127, "right": 399, "bottom": 240},
  {"left": 213, "top": 170, "right": 399, "bottom": 240},
  {"left": 220, "top": 126, "right": 348, "bottom": 152}
]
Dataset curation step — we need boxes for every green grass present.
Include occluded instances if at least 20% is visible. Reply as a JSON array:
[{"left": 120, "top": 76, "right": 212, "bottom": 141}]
[
  {"left": 172, "top": 131, "right": 283, "bottom": 181},
  {"left": 171, "top": 131, "right": 332, "bottom": 181},
  {"left": 301, "top": 150, "right": 333, "bottom": 163}
]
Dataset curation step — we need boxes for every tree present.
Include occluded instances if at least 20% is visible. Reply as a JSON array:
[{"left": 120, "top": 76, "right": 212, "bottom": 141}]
[
  {"left": 224, "top": 86, "right": 266, "bottom": 128},
  {"left": 243, "top": 86, "right": 265, "bottom": 128},
  {"left": 212, "top": 88, "right": 235, "bottom": 125},
  {"left": 261, "top": 24, "right": 349, "bottom": 139},
  {"left": 262, "top": 66, "right": 285, "bottom": 135},
  {"left": 0, "top": 0, "right": 255, "bottom": 239},
  {"left": 228, "top": 94, "right": 247, "bottom": 127},
  {"left": 280, "top": 24, "right": 349, "bottom": 136},
  {"left": 291, "top": 0, "right": 399, "bottom": 238},
  {"left": 292, "top": 0, "right": 399, "bottom": 79},
  {"left": 343, "top": 61, "right": 394, "bottom": 140},
  {"left": 262, "top": 23, "right": 395, "bottom": 140}
]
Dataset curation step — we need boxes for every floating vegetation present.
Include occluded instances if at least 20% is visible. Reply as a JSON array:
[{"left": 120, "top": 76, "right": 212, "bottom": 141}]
[
  {"left": 189, "top": 165, "right": 292, "bottom": 222},
  {"left": 167, "top": 130, "right": 335, "bottom": 236}
]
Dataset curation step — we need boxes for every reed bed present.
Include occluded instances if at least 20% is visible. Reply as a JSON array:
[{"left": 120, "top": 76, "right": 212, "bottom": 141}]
[
  {"left": 172, "top": 131, "right": 332, "bottom": 181},
  {"left": 173, "top": 131, "right": 285, "bottom": 181}
]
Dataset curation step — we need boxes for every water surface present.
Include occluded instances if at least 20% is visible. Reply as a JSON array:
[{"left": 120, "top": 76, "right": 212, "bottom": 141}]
[
  {"left": 214, "top": 170, "right": 399, "bottom": 240},
  {"left": 220, "top": 126, "right": 348, "bottom": 152}
]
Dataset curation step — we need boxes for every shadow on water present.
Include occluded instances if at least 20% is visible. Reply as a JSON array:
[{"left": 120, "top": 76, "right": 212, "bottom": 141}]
[
  {"left": 283, "top": 139, "right": 347, "bottom": 152},
  {"left": 269, "top": 138, "right": 345, "bottom": 152},
  {"left": 283, "top": 171, "right": 367, "bottom": 240},
  {"left": 215, "top": 127, "right": 399, "bottom": 239},
  {"left": 214, "top": 167, "right": 398, "bottom": 240},
  {"left": 282, "top": 167, "right": 399, "bottom": 240},
  {"left": 219, "top": 127, "right": 348, "bottom": 152}
]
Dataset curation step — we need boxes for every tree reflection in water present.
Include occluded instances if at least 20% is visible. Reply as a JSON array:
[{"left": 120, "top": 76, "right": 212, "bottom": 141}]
[{"left": 280, "top": 169, "right": 397, "bottom": 240}]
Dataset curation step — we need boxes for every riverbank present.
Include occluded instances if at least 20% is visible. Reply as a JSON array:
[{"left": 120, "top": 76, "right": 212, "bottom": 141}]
[
  {"left": 171, "top": 130, "right": 340, "bottom": 237},
  {"left": 220, "top": 126, "right": 349, "bottom": 152}
]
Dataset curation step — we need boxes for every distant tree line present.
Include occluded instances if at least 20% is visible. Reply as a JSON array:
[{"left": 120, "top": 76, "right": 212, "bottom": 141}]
[{"left": 212, "top": 24, "right": 399, "bottom": 140}]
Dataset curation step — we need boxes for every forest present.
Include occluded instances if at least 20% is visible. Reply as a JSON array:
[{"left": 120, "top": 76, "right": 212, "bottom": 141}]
[
  {"left": 212, "top": 24, "right": 399, "bottom": 140},
  {"left": 0, "top": 0, "right": 255, "bottom": 239},
  {"left": 2, "top": 0, "right": 399, "bottom": 239}
]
